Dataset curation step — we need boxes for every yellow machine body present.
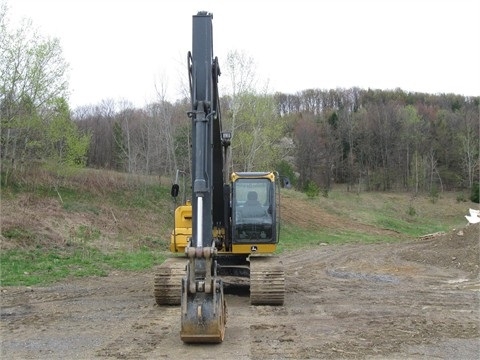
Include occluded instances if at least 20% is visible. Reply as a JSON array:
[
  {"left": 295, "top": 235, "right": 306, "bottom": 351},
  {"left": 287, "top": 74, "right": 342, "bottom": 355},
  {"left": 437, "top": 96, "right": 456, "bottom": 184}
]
[{"left": 170, "top": 171, "right": 280, "bottom": 256}]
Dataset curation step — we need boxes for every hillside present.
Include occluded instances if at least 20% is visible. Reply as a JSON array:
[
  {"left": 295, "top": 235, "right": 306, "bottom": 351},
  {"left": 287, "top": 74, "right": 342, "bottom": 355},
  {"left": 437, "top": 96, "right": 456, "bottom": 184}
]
[{"left": 0, "top": 168, "right": 478, "bottom": 285}]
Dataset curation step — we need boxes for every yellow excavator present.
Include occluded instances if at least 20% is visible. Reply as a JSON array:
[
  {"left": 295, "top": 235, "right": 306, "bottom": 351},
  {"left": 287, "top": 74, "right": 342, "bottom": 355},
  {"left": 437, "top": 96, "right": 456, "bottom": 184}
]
[{"left": 154, "top": 12, "right": 284, "bottom": 343}]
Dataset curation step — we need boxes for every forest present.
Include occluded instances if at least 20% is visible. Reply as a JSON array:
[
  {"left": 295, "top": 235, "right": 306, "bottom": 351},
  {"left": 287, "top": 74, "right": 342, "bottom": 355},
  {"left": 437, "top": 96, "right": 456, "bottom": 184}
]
[
  {"left": 71, "top": 88, "right": 479, "bottom": 195},
  {"left": 1, "top": 3, "right": 479, "bottom": 198}
]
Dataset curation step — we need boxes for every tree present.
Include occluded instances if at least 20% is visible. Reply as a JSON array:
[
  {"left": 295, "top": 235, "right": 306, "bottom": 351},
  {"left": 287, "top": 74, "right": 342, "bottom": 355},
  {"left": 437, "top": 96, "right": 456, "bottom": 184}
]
[
  {"left": 293, "top": 114, "right": 322, "bottom": 190},
  {"left": 222, "top": 50, "right": 284, "bottom": 172},
  {"left": 223, "top": 50, "right": 256, "bottom": 151},
  {"left": 457, "top": 107, "right": 479, "bottom": 189},
  {"left": 45, "top": 98, "right": 90, "bottom": 168},
  {"left": 337, "top": 107, "right": 358, "bottom": 189},
  {"left": 75, "top": 100, "right": 117, "bottom": 169},
  {"left": 151, "top": 82, "right": 178, "bottom": 175},
  {"left": 0, "top": 3, "right": 80, "bottom": 182},
  {"left": 400, "top": 105, "right": 422, "bottom": 192},
  {"left": 232, "top": 92, "right": 283, "bottom": 171}
]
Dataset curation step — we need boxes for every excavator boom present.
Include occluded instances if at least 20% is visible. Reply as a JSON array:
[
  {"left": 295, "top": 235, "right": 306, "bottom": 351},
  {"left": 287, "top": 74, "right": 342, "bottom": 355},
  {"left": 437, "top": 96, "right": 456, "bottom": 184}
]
[{"left": 180, "top": 11, "right": 226, "bottom": 343}]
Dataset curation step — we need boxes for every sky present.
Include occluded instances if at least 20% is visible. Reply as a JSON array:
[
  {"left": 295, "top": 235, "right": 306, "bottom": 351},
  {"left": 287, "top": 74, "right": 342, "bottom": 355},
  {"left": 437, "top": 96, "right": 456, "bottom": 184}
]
[{"left": 7, "top": 0, "right": 480, "bottom": 108}]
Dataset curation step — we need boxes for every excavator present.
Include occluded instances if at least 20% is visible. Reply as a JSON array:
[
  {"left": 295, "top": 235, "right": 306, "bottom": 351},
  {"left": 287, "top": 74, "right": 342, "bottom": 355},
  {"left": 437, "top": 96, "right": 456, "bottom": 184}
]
[{"left": 154, "top": 12, "right": 284, "bottom": 343}]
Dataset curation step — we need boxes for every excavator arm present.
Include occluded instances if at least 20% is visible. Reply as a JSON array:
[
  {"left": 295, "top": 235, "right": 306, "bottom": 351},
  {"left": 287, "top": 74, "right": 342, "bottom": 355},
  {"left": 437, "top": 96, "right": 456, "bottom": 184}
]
[{"left": 180, "top": 11, "right": 227, "bottom": 343}]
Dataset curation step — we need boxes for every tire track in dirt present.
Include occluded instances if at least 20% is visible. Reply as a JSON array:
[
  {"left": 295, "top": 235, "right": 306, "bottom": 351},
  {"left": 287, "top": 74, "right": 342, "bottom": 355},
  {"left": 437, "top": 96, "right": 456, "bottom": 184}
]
[{"left": 1, "top": 226, "right": 479, "bottom": 359}]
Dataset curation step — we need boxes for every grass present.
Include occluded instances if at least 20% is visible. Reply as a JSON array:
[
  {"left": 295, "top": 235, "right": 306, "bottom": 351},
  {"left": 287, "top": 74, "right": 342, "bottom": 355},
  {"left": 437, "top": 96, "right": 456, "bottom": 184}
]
[
  {"left": 1, "top": 168, "right": 475, "bottom": 286},
  {"left": 108, "top": 184, "right": 171, "bottom": 209},
  {"left": 0, "top": 247, "right": 167, "bottom": 286},
  {"left": 311, "top": 187, "right": 467, "bottom": 234},
  {"left": 1, "top": 168, "right": 173, "bottom": 286},
  {"left": 373, "top": 215, "right": 446, "bottom": 237},
  {"left": 278, "top": 225, "right": 390, "bottom": 253}
]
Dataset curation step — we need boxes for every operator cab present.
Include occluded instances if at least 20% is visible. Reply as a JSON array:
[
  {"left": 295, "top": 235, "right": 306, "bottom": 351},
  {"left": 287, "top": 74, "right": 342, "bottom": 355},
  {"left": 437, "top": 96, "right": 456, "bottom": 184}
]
[{"left": 231, "top": 172, "right": 279, "bottom": 244}]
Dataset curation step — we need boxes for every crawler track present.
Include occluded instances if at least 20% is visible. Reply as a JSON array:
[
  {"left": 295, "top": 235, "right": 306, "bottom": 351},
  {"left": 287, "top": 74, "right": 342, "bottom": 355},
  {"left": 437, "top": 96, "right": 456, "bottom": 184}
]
[
  {"left": 249, "top": 256, "right": 285, "bottom": 305},
  {"left": 153, "top": 257, "right": 187, "bottom": 305}
]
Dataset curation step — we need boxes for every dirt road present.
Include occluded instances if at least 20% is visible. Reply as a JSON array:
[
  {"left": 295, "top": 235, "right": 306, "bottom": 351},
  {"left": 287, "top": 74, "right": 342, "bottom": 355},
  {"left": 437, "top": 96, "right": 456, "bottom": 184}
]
[{"left": 1, "top": 225, "right": 479, "bottom": 359}]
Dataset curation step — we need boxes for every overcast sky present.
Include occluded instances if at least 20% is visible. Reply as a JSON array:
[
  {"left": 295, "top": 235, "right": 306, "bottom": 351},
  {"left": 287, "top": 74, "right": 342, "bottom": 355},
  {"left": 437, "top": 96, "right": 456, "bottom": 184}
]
[{"left": 7, "top": 0, "right": 480, "bottom": 108}]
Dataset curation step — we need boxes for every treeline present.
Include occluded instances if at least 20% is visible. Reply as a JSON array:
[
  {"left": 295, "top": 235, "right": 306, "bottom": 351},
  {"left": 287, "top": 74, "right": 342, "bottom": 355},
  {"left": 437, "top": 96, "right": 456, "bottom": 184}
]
[
  {"left": 276, "top": 88, "right": 479, "bottom": 193},
  {"left": 73, "top": 90, "right": 285, "bottom": 180},
  {"left": 1, "top": 4, "right": 478, "bottom": 196},
  {"left": 73, "top": 88, "right": 479, "bottom": 195}
]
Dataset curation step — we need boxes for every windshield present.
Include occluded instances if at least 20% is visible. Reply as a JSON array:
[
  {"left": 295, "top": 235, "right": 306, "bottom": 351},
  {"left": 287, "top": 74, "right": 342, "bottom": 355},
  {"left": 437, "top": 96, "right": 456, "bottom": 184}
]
[{"left": 232, "top": 178, "right": 274, "bottom": 242}]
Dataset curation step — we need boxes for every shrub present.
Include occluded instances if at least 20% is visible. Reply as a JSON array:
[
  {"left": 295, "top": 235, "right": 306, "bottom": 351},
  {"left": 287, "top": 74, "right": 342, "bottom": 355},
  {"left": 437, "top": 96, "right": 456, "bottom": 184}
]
[
  {"left": 304, "top": 180, "right": 320, "bottom": 198},
  {"left": 471, "top": 182, "right": 479, "bottom": 203},
  {"left": 456, "top": 193, "right": 468, "bottom": 203},
  {"left": 406, "top": 205, "right": 417, "bottom": 216},
  {"left": 276, "top": 160, "right": 296, "bottom": 188}
]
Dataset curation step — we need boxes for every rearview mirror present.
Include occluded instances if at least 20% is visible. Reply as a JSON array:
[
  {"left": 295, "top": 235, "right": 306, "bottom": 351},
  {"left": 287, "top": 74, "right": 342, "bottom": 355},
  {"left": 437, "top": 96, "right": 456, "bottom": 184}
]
[{"left": 171, "top": 184, "right": 180, "bottom": 198}]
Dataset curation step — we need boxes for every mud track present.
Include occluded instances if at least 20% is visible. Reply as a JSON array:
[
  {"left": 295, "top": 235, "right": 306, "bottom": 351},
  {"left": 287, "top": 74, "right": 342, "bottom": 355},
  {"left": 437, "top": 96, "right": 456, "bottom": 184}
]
[{"left": 1, "top": 225, "right": 479, "bottom": 359}]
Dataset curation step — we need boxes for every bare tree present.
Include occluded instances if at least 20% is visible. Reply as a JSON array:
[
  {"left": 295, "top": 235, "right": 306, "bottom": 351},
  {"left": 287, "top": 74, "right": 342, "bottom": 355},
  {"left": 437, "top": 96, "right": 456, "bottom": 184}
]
[
  {"left": 115, "top": 100, "right": 135, "bottom": 173},
  {"left": 154, "top": 81, "right": 177, "bottom": 175},
  {"left": 223, "top": 50, "right": 256, "bottom": 141},
  {"left": 458, "top": 107, "right": 479, "bottom": 188},
  {"left": 293, "top": 114, "right": 322, "bottom": 189}
]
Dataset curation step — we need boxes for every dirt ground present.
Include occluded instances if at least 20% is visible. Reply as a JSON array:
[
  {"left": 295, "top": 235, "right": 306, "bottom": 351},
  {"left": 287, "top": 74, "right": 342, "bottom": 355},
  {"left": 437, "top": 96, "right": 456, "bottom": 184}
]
[{"left": 1, "top": 224, "right": 479, "bottom": 359}]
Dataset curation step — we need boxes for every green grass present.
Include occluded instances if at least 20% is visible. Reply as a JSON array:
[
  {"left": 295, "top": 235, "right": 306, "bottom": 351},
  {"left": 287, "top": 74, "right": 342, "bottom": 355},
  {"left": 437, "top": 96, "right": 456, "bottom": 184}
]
[
  {"left": 103, "top": 248, "right": 160, "bottom": 271},
  {"left": 278, "top": 224, "right": 394, "bottom": 253},
  {"left": 0, "top": 247, "right": 167, "bottom": 286},
  {"left": 373, "top": 214, "right": 447, "bottom": 237},
  {"left": 277, "top": 186, "right": 470, "bottom": 253},
  {"left": 3, "top": 228, "right": 35, "bottom": 241}
]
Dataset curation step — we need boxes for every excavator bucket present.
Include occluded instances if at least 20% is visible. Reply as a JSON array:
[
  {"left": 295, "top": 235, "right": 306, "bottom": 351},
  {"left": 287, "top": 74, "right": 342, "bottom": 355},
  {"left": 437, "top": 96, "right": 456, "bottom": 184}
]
[{"left": 180, "top": 278, "right": 226, "bottom": 343}]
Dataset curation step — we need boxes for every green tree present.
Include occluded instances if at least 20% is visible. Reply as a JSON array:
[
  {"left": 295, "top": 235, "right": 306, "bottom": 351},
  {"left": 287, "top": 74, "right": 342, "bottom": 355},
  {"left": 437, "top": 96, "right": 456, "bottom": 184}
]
[
  {"left": 233, "top": 92, "right": 284, "bottom": 171},
  {"left": 471, "top": 182, "right": 479, "bottom": 203},
  {"left": 223, "top": 50, "right": 284, "bottom": 172},
  {"left": 45, "top": 98, "right": 90, "bottom": 168},
  {"left": 0, "top": 2, "right": 87, "bottom": 183}
]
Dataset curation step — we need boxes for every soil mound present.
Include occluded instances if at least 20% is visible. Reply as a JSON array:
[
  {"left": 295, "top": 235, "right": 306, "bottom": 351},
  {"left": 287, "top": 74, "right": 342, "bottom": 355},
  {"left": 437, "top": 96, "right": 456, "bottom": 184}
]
[{"left": 400, "top": 223, "right": 479, "bottom": 278}]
